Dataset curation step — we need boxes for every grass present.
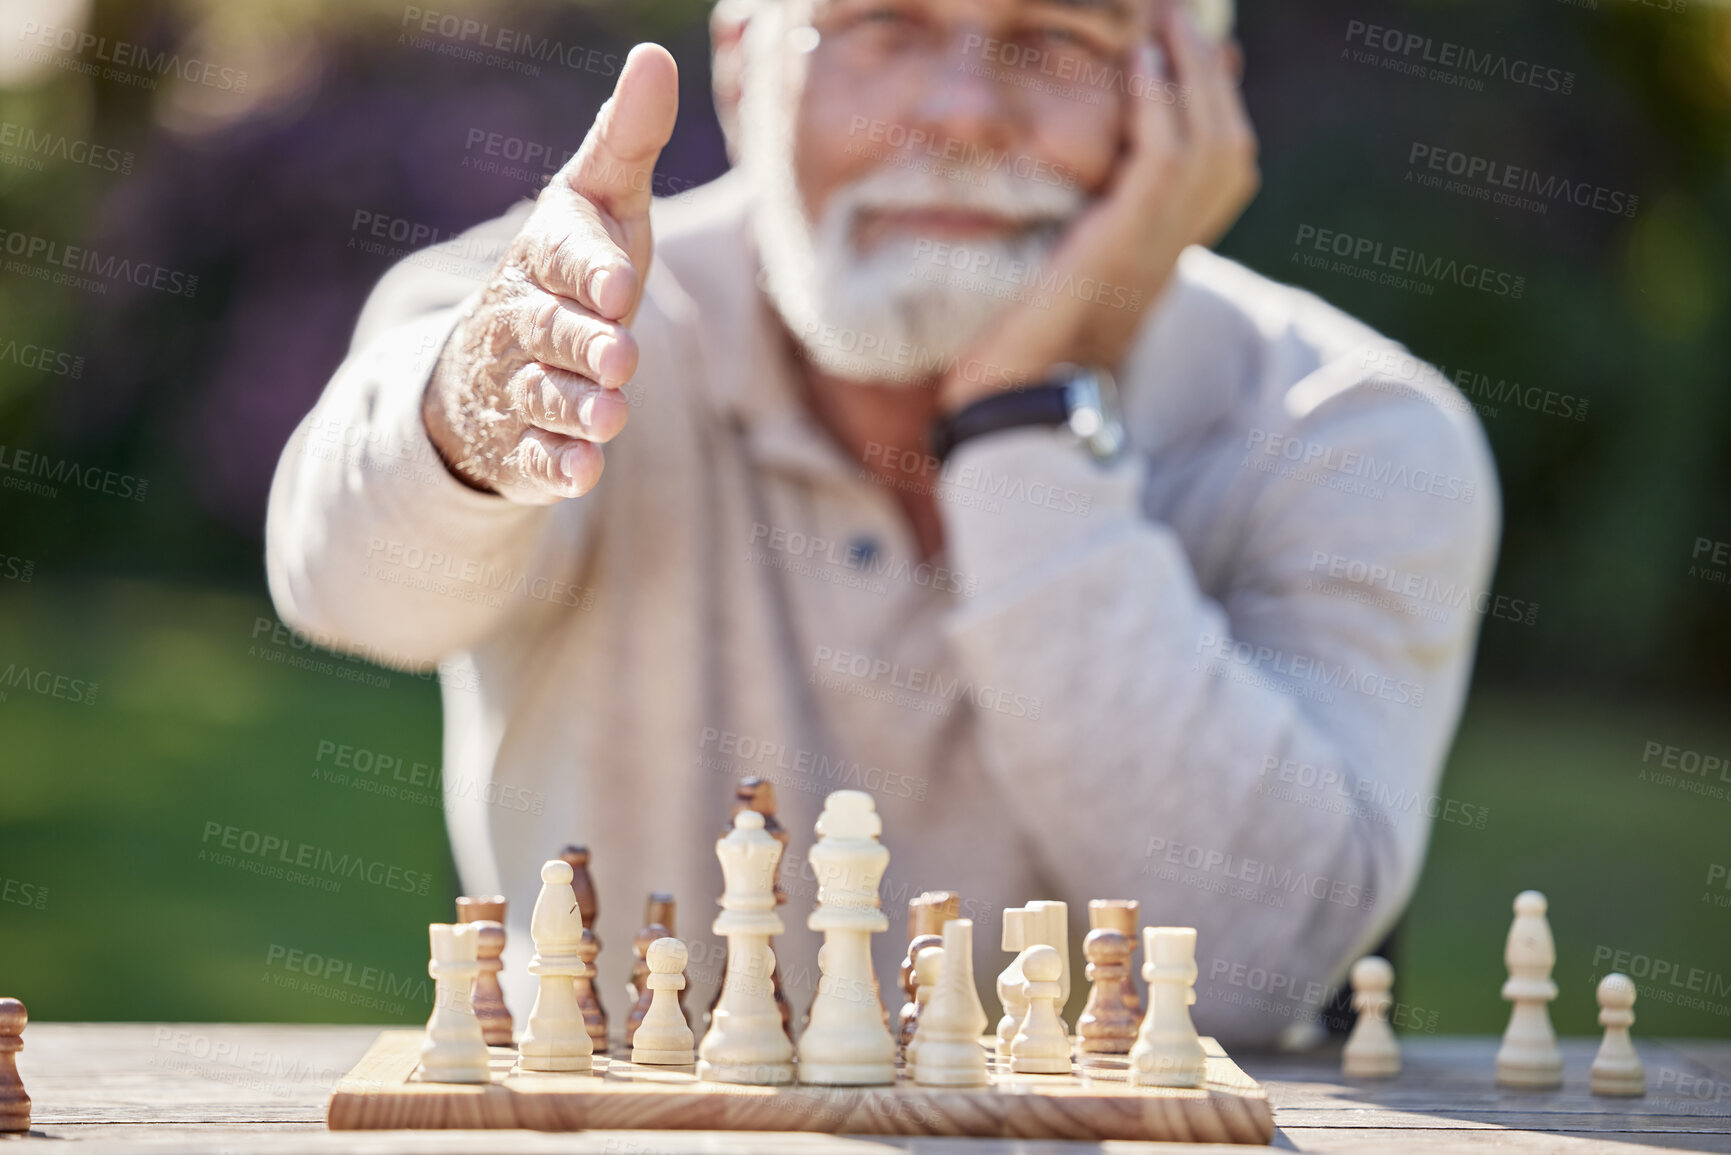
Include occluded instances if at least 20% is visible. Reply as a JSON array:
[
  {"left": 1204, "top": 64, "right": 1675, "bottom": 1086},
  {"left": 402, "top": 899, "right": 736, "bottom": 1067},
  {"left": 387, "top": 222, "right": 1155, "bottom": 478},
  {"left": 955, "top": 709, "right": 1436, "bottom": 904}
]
[{"left": 2, "top": 578, "right": 1727, "bottom": 1037}]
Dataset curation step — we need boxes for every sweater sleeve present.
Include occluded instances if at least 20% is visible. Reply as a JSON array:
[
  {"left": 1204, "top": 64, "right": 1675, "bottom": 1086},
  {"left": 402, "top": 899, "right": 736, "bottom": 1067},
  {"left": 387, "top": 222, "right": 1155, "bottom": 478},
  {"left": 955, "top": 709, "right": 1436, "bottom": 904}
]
[
  {"left": 937, "top": 366, "right": 1501, "bottom": 1044},
  {"left": 264, "top": 203, "right": 593, "bottom": 670}
]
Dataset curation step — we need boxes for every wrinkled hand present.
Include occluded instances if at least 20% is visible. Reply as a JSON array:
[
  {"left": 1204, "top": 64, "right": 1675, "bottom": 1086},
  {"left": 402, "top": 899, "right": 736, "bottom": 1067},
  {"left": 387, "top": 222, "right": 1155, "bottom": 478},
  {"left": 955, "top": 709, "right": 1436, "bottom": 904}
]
[
  {"left": 423, "top": 44, "right": 679, "bottom": 503},
  {"left": 937, "top": 4, "right": 1258, "bottom": 411}
]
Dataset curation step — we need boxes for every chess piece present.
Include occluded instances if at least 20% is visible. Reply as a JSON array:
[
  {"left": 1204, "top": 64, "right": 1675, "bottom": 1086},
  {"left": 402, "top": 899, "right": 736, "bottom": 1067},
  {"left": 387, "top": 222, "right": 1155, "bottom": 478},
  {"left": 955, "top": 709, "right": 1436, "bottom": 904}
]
[
  {"left": 904, "top": 945, "right": 944, "bottom": 1066},
  {"left": 633, "top": 938, "right": 697, "bottom": 1065},
  {"left": 517, "top": 860, "right": 594, "bottom": 1072},
  {"left": 1590, "top": 973, "right": 1645, "bottom": 1096},
  {"left": 627, "top": 920, "right": 672, "bottom": 1044},
  {"left": 419, "top": 923, "right": 490, "bottom": 1083},
  {"left": 0, "top": 998, "right": 29, "bottom": 1133},
  {"left": 1077, "top": 928, "right": 1138, "bottom": 1055},
  {"left": 1128, "top": 927, "right": 1206, "bottom": 1088},
  {"left": 1496, "top": 890, "right": 1562, "bottom": 1089},
  {"left": 1025, "top": 900, "right": 1071, "bottom": 1008},
  {"left": 697, "top": 809, "right": 794, "bottom": 1084},
  {"left": 455, "top": 896, "right": 512, "bottom": 1046},
  {"left": 798, "top": 791, "right": 897, "bottom": 1085},
  {"left": 995, "top": 907, "right": 1036, "bottom": 1050},
  {"left": 706, "top": 780, "right": 794, "bottom": 1040},
  {"left": 1342, "top": 956, "right": 1400, "bottom": 1077},
  {"left": 560, "top": 845, "right": 605, "bottom": 1030},
  {"left": 1010, "top": 945, "right": 1070, "bottom": 1074},
  {"left": 911, "top": 918, "right": 990, "bottom": 1086},
  {"left": 577, "top": 927, "right": 608, "bottom": 1054},
  {"left": 909, "top": 890, "right": 962, "bottom": 939},
  {"left": 1088, "top": 899, "right": 1142, "bottom": 1019},
  {"left": 898, "top": 933, "right": 943, "bottom": 1050}
]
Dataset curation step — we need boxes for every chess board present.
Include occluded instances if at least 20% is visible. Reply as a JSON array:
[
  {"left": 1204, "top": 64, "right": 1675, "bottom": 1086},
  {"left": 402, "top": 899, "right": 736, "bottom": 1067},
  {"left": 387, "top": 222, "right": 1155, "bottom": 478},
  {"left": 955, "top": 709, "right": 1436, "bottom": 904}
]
[{"left": 326, "top": 1031, "right": 1275, "bottom": 1143}]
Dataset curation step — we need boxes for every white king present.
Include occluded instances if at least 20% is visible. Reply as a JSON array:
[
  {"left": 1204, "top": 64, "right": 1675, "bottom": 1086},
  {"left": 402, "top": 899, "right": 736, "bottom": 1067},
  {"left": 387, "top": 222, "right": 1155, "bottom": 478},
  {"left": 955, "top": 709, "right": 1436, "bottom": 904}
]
[
  {"left": 797, "top": 790, "right": 897, "bottom": 1084},
  {"left": 698, "top": 809, "right": 795, "bottom": 1084}
]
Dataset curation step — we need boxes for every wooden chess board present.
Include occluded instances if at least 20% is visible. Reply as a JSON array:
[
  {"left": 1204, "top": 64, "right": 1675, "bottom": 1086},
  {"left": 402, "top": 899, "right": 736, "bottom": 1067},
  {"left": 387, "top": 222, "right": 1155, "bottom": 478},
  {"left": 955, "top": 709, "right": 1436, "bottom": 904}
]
[{"left": 327, "top": 1030, "right": 1275, "bottom": 1143}]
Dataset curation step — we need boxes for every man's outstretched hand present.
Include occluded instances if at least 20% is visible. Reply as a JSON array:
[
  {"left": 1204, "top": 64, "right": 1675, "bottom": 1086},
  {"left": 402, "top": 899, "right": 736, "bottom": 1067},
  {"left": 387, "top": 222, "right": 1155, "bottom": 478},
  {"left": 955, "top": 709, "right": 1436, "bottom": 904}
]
[{"left": 423, "top": 43, "right": 679, "bottom": 503}]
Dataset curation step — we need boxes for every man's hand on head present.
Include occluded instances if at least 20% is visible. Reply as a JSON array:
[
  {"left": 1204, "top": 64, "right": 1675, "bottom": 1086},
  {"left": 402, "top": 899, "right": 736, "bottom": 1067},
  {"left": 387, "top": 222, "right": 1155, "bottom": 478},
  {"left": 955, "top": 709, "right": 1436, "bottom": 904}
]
[
  {"left": 935, "top": 2, "right": 1258, "bottom": 413},
  {"left": 422, "top": 43, "right": 679, "bottom": 504}
]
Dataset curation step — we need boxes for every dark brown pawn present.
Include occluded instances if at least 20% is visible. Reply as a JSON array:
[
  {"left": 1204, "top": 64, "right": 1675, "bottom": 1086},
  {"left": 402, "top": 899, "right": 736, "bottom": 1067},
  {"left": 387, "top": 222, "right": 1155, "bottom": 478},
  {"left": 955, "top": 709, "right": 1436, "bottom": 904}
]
[
  {"left": 897, "top": 933, "right": 944, "bottom": 1051},
  {"left": 560, "top": 845, "right": 605, "bottom": 1025},
  {"left": 0, "top": 998, "right": 27, "bottom": 1133},
  {"left": 707, "top": 780, "right": 794, "bottom": 1040},
  {"left": 626, "top": 920, "right": 672, "bottom": 1045},
  {"left": 1078, "top": 928, "right": 1139, "bottom": 1054},
  {"left": 456, "top": 896, "right": 513, "bottom": 1046},
  {"left": 1088, "top": 899, "right": 1143, "bottom": 1019},
  {"left": 576, "top": 927, "right": 608, "bottom": 1053}
]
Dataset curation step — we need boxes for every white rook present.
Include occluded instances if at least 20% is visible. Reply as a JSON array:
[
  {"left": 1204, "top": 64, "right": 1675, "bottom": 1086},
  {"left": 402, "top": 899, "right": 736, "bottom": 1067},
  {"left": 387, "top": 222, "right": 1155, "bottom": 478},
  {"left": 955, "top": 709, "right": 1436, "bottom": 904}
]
[
  {"left": 1129, "top": 926, "right": 1206, "bottom": 1088},
  {"left": 419, "top": 923, "right": 490, "bottom": 1084}
]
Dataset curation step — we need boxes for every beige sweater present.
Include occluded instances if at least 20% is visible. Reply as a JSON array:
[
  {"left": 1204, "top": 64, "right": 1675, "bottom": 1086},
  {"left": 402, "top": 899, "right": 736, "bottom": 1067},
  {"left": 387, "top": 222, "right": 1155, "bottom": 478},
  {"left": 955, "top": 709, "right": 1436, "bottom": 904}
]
[{"left": 266, "top": 170, "right": 1499, "bottom": 1043}]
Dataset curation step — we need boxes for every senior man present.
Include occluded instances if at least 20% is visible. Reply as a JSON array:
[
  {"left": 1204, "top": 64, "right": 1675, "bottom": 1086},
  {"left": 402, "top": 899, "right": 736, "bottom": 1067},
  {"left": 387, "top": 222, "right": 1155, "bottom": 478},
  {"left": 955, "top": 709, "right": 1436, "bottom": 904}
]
[{"left": 267, "top": 0, "right": 1498, "bottom": 1043}]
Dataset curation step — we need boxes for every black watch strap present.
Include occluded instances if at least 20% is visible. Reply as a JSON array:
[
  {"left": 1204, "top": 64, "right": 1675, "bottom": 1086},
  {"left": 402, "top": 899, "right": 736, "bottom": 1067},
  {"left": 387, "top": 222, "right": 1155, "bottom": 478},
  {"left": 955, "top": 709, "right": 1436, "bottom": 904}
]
[{"left": 929, "top": 385, "right": 1069, "bottom": 465}]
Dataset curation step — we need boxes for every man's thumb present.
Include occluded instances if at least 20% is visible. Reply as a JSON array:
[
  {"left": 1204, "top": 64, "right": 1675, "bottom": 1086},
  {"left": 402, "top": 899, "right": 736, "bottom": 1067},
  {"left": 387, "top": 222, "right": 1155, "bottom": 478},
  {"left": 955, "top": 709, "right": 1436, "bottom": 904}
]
[{"left": 560, "top": 43, "right": 679, "bottom": 219}]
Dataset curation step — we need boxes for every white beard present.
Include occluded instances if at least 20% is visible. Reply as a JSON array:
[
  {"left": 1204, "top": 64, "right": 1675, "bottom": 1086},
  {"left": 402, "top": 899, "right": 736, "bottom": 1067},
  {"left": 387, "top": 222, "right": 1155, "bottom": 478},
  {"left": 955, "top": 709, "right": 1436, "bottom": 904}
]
[{"left": 740, "top": 17, "right": 1087, "bottom": 384}]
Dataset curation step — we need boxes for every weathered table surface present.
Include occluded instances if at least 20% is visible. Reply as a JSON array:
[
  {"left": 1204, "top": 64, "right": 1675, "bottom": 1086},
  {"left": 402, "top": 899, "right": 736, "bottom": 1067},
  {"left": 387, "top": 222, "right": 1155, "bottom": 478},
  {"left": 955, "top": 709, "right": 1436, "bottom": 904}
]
[{"left": 9, "top": 1024, "right": 1731, "bottom": 1153}]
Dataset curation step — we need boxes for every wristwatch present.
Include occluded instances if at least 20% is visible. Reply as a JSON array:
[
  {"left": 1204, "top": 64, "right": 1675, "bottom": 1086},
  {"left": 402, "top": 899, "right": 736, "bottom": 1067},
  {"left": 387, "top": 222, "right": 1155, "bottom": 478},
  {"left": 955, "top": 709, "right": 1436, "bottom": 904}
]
[{"left": 928, "top": 365, "right": 1127, "bottom": 466}]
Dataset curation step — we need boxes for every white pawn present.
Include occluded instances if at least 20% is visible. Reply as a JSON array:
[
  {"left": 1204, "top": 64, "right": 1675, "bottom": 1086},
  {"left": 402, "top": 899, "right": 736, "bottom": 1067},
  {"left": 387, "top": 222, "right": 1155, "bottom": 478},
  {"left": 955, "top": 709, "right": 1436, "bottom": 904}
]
[
  {"left": 698, "top": 809, "right": 794, "bottom": 1084},
  {"left": 420, "top": 923, "right": 490, "bottom": 1083},
  {"left": 799, "top": 791, "right": 897, "bottom": 1085},
  {"left": 1129, "top": 927, "right": 1206, "bottom": 1088},
  {"left": 1495, "top": 890, "right": 1562, "bottom": 1089},
  {"left": 517, "top": 860, "right": 594, "bottom": 1073},
  {"left": 904, "top": 946, "right": 943, "bottom": 1067},
  {"left": 912, "top": 918, "right": 990, "bottom": 1087},
  {"left": 632, "top": 938, "right": 695, "bottom": 1065},
  {"left": 1590, "top": 973, "right": 1645, "bottom": 1097},
  {"left": 1010, "top": 944, "right": 1070, "bottom": 1074},
  {"left": 995, "top": 907, "right": 1035, "bottom": 1051},
  {"left": 1025, "top": 900, "right": 1071, "bottom": 1008},
  {"left": 1342, "top": 956, "right": 1400, "bottom": 1077}
]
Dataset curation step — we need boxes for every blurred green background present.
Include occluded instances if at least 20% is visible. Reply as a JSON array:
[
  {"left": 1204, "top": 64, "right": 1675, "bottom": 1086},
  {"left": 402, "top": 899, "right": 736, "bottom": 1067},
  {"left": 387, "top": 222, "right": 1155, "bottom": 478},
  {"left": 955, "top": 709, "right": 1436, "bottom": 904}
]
[{"left": 1, "top": 0, "right": 1729, "bottom": 1039}]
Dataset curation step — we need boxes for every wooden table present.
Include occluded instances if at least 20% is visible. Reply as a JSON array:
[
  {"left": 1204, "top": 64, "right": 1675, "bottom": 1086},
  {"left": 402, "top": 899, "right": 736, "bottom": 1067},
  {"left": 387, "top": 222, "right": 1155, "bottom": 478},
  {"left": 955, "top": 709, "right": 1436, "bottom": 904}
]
[{"left": 11, "top": 1024, "right": 1731, "bottom": 1152}]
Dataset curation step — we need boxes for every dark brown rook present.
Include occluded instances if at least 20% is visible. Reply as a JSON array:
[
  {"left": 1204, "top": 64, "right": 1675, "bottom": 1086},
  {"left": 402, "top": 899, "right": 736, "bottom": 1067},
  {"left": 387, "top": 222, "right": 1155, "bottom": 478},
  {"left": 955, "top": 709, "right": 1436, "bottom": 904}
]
[
  {"left": 1088, "top": 899, "right": 1143, "bottom": 1019},
  {"left": 1078, "top": 928, "right": 1139, "bottom": 1054},
  {"left": 626, "top": 920, "right": 672, "bottom": 1045},
  {"left": 908, "top": 890, "right": 962, "bottom": 941},
  {"left": 0, "top": 997, "right": 28, "bottom": 1133},
  {"left": 898, "top": 933, "right": 944, "bottom": 1050},
  {"left": 576, "top": 927, "right": 608, "bottom": 1054}
]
